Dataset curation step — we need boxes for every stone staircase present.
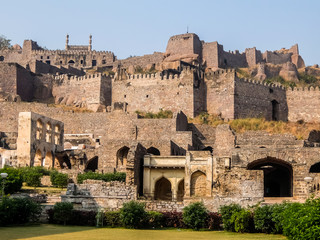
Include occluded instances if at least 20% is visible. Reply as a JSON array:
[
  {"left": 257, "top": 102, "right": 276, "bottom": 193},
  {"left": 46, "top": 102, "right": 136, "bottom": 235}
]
[{"left": 46, "top": 195, "right": 62, "bottom": 205}]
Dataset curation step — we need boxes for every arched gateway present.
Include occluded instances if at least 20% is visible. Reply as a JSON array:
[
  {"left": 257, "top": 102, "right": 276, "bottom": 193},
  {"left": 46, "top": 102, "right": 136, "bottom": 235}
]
[{"left": 247, "top": 157, "right": 292, "bottom": 197}]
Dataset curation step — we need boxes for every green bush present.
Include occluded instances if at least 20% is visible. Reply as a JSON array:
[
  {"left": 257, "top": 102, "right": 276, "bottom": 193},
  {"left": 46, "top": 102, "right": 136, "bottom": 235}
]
[
  {"left": 271, "top": 203, "right": 289, "bottom": 234},
  {"left": 53, "top": 202, "right": 73, "bottom": 225},
  {"left": 0, "top": 197, "right": 41, "bottom": 225},
  {"left": 120, "top": 201, "right": 147, "bottom": 229},
  {"left": 219, "top": 204, "right": 242, "bottom": 231},
  {"left": 147, "top": 211, "right": 164, "bottom": 229},
  {"left": 0, "top": 167, "right": 23, "bottom": 194},
  {"left": 105, "top": 210, "right": 121, "bottom": 227},
  {"left": 254, "top": 205, "right": 275, "bottom": 233},
  {"left": 231, "top": 209, "right": 252, "bottom": 233},
  {"left": 281, "top": 199, "right": 320, "bottom": 240},
  {"left": 24, "top": 170, "right": 43, "bottom": 187},
  {"left": 77, "top": 171, "right": 126, "bottom": 184},
  {"left": 182, "top": 202, "right": 208, "bottom": 230},
  {"left": 50, "top": 171, "right": 68, "bottom": 188},
  {"left": 299, "top": 73, "right": 318, "bottom": 85}
]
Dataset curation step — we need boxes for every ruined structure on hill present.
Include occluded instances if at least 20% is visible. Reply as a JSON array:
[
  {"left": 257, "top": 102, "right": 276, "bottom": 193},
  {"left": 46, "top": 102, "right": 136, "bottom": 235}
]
[{"left": 0, "top": 33, "right": 320, "bottom": 211}]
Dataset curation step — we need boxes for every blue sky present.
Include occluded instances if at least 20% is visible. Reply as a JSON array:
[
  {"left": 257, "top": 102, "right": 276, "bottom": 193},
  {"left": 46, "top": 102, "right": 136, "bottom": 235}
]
[{"left": 1, "top": 0, "right": 319, "bottom": 65}]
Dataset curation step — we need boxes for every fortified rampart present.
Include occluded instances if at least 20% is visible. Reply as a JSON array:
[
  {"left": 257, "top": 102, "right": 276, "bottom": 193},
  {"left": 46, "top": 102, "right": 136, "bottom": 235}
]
[
  {"left": 287, "top": 87, "right": 320, "bottom": 122},
  {"left": 53, "top": 73, "right": 112, "bottom": 111},
  {"left": 0, "top": 62, "right": 33, "bottom": 101},
  {"left": 112, "top": 67, "right": 205, "bottom": 117}
]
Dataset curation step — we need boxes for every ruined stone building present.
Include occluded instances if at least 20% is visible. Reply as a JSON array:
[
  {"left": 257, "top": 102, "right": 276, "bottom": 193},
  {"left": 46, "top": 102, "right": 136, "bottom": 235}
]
[{"left": 1, "top": 33, "right": 320, "bottom": 211}]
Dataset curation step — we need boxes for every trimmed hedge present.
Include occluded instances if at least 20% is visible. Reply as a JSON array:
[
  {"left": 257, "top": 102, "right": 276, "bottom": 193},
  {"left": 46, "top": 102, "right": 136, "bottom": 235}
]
[
  {"left": 0, "top": 197, "right": 41, "bottom": 225},
  {"left": 120, "top": 201, "right": 147, "bottom": 229},
  {"left": 0, "top": 167, "right": 23, "bottom": 194},
  {"left": 50, "top": 171, "right": 68, "bottom": 188},
  {"left": 77, "top": 172, "right": 126, "bottom": 184}
]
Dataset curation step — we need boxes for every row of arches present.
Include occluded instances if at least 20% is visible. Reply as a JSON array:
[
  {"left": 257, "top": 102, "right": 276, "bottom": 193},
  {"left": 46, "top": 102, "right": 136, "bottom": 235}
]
[
  {"left": 154, "top": 170, "right": 207, "bottom": 201},
  {"left": 36, "top": 119, "right": 62, "bottom": 145},
  {"left": 116, "top": 146, "right": 160, "bottom": 167}
]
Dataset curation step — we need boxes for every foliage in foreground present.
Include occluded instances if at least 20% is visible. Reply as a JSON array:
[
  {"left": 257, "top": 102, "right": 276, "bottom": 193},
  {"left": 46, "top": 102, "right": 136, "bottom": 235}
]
[
  {"left": 120, "top": 201, "right": 147, "bottom": 229},
  {"left": 50, "top": 171, "right": 69, "bottom": 188},
  {"left": 0, "top": 197, "right": 41, "bottom": 225},
  {"left": 53, "top": 202, "right": 74, "bottom": 225},
  {"left": 77, "top": 171, "right": 126, "bottom": 184},
  {"left": 0, "top": 167, "right": 23, "bottom": 194},
  {"left": 182, "top": 202, "right": 208, "bottom": 230}
]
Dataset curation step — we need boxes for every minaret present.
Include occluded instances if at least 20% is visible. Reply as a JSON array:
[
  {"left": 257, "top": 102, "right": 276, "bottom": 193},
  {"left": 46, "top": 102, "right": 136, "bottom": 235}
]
[
  {"left": 89, "top": 35, "right": 92, "bottom": 51},
  {"left": 65, "top": 34, "right": 69, "bottom": 50}
]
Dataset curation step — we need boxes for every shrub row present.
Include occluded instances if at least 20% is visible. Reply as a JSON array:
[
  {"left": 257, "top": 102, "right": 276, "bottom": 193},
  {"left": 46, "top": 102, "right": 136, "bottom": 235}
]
[
  {"left": 49, "top": 201, "right": 222, "bottom": 230},
  {"left": 77, "top": 171, "right": 126, "bottom": 184},
  {"left": 219, "top": 200, "right": 320, "bottom": 240},
  {"left": 0, "top": 197, "right": 41, "bottom": 225},
  {"left": 50, "top": 170, "right": 69, "bottom": 188},
  {"left": 0, "top": 167, "right": 23, "bottom": 194}
]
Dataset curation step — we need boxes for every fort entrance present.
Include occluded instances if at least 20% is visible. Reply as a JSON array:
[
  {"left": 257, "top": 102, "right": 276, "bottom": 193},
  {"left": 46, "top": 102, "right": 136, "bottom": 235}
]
[{"left": 248, "top": 157, "right": 292, "bottom": 197}]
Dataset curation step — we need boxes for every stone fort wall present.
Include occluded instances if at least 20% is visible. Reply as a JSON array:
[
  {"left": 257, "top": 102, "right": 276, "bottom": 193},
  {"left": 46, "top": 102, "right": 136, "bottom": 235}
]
[
  {"left": 287, "top": 87, "right": 320, "bottom": 122},
  {"left": 53, "top": 73, "right": 112, "bottom": 111},
  {"left": 112, "top": 68, "right": 204, "bottom": 117},
  {"left": 234, "top": 78, "right": 288, "bottom": 121}
]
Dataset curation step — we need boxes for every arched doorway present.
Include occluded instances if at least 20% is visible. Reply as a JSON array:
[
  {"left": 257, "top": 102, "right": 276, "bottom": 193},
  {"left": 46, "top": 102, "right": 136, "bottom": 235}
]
[
  {"left": 154, "top": 177, "right": 172, "bottom": 200},
  {"left": 34, "top": 149, "right": 42, "bottom": 167},
  {"left": 310, "top": 162, "right": 320, "bottom": 173},
  {"left": 271, "top": 100, "right": 279, "bottom": 121},
  {"left": 248, "top": 157, "right": 292, "bottom": 197},
  {"left": 190, "top": 171, "right": 206, "bottom": 197},
  {"left": 44, "top": 151, "right": 53, "bottom": 168},
  {"left": 68, "top": 60, "right": 75, "bottom": 64},
  {"left": 86, "top": 156, "right": 98, "bottom": 172},
  {"left": 0, "top": 56, "right": 4, "bottom": 61},
  {"left": 117, "top": 146, "right": 129, "bottom": 167},
  {"left": 147, "top": 147, "right": 160, "bottom": 155},
  {"left": 177, "top": 179, "right": 184, "bottom": 201}
]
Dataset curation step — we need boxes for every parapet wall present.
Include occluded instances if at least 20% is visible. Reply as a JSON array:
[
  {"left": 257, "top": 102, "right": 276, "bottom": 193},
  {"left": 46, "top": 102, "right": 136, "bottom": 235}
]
[
  {"left": 205, "top": 69, "right": 236, "bottom": 120},
  {"left": 287, "top": 87, "right": 320, "bottom": 122},
  {"left": 234, "top": 78, "right": 287, "bottom": 120},
  {"left": 53, "top": 73, "right": 111, "bottom": 111},
  {"left": 112, "top": 68, "right": 198, "bottom": 117}
]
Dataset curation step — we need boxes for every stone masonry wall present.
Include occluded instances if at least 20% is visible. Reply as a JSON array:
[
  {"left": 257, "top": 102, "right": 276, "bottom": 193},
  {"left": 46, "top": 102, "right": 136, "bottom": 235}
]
[
  {"left": 234, "top": 78, "right": 288, "bottom": 121},
  {"left": 205, "top": 69, "right": 236, "bottom": 120},
  {"left": 52, "top": 73, "right": 111, "bottom": 111},
  {"left": 112, "top": 69, "right": 197, "bottom": 117},
  {"left": 287, "top": 87, "right": 320, "bottom": 122}
]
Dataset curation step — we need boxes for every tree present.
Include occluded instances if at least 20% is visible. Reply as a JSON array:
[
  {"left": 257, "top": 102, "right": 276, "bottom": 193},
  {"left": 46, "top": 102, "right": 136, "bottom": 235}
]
[{"left": 0, "top": 35, "right": 11, "bottom": 49}]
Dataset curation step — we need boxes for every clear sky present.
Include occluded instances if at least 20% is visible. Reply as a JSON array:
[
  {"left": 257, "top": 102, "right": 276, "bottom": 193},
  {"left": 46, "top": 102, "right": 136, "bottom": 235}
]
[{"left": 1, "top": 0, "right": 319, "bottom": 65}]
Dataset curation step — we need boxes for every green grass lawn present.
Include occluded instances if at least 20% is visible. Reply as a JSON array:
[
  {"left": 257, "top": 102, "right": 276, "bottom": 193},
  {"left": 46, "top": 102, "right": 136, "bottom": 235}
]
[{"left": 0, "top": 224, "right": 287, "bottom": 240}]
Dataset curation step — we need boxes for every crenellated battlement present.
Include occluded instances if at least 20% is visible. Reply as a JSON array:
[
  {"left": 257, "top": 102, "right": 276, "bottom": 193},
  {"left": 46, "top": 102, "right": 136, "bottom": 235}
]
[
  {"left": 54, "top": 73, "right": 109, "bottom": 82},
  {"left": 205, "top": 68, "right": 236, "bottom": 78},
  {"left": 31, "top": 49, "right": 114, "bottom": 56},
  {"left": 287, "top": 86, "right": 320, "bottom": 92},
  {"left": 127, "top": 72, "right": 181, "bottom": 81},
  {"left": 237, "top": 78, "right": 286, "bottom": 90}
]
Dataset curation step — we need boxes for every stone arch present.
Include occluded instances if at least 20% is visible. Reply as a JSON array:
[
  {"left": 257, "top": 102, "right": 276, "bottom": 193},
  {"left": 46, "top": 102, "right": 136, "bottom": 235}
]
[
  {"left": 177, "top": 179, "right": 184, "bottom": 201},
  {"left": 46, "top": 122, "right": 52, "bottom": 143},
  {"left": 247, "top": 157, "right": 292, "bottom": 197},
  {"left": 117, "top": 146, "right": 129, "bottom": 167},
  {"left": 55, "top": 153, "right": 71, "bottom": 169},
  {"left": 36, "top": 119, "right": 44, "bottom": 140},
  {"left": 34, "top": 149, "right": 43, "bottom": 167},
  {"left": 54, "top": 124, "right": 61, "bottom": 145},
  {"left": 271, "top": 100, "right": 279, "bottom": 121},
  {"left": 190, "top": 170, "right": 206, "bottom": 197},
  {"left": 310, "top": 162, "right": 320, "bottom": 173},
  {"left": 154, "top": 177, "right": 172, "bottom": 200},
  {"left": 0, "top": 56, "right": 4, "bottom": 61},
  {"left": 86, "top": 156, "right": 98, "bottom": 172},
  {"left": 68, "top": 60, "right": 75, "bottom": 64},
  {"left": 44, "top": 151, "right": 53, "bottom": 168},
  {"left": 147, "top": 147, "right": 160, "bottom": 155}
]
